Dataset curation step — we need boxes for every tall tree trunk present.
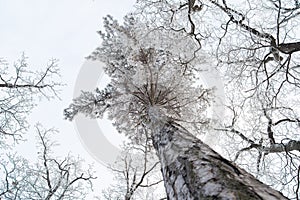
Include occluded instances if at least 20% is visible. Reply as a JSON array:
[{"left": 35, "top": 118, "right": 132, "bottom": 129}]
[{"left": 150, "top": 120, "right": 288, "bottom": 199}]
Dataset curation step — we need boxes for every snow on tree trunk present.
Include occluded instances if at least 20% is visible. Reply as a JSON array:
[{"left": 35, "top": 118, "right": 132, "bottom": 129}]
[{"left": 149, "top": 107, "right": 288, "bottom": 200}]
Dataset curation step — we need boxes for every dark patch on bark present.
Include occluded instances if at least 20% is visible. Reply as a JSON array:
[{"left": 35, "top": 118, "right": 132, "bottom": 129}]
[{"left": 209, "top": 155, "right": 241, "bottom": 175}]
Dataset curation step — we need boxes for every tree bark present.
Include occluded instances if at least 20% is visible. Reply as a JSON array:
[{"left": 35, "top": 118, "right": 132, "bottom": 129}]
[
  {"left": 278, "top": 42, "right": 300, "bottom": 54},
  {"left": 150, "top": 121, "right": 288, "bottom": 200}
]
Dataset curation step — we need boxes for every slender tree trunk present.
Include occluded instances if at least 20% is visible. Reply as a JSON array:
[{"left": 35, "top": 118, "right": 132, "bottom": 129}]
[{"left": 150, "top": 119, "right": 288, "bottom": 199}]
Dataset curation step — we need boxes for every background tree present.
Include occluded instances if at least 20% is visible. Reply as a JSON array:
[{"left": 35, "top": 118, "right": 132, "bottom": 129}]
[
  {"left": 0, "top": 54, "right": 61, "bottom": 145},
  {"left": 0, "top": 124, "right": 96, "bottom": 200},
  {"left": 0, "top": 55, "right": 97, "bottom": 199},
  {"left": 65, "top": 8, "right": 289, "bottom": 199},
  {"left": 101, "top": 140, "right": 165, "bottom": 200}
]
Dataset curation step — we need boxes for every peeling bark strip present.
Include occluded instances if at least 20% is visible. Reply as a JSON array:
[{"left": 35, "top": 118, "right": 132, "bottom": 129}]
[{"left": 151, "top": 122, "right": 288, "bottom": 200}]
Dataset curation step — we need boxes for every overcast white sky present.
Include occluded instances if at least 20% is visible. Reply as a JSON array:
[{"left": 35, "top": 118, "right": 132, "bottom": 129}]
[{"left": 0, "top": 0, "right": 135, "bottom": 195}]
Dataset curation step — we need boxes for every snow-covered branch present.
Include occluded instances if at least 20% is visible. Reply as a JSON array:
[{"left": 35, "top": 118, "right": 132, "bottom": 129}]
[{"left": 0, "top": 55, "right": 62, "bottom": 144}]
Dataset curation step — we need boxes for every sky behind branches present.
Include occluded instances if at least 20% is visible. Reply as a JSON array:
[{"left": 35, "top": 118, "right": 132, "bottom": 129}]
[{"left": 0, "top": 0, "right": 135, "bottom": 195}]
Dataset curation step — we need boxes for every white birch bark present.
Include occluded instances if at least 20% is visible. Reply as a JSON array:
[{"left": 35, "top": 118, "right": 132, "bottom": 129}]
[{"left": 149, "top": 108, "right": 288, "bottom": 200}]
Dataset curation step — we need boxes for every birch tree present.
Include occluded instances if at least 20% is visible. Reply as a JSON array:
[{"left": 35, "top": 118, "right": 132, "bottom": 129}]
[
  {"left": 65, "top": 9, "right": 289, "bottom": 199},
  {"left": 133, "top": 0, "right": 300, "bottom": 198}
]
